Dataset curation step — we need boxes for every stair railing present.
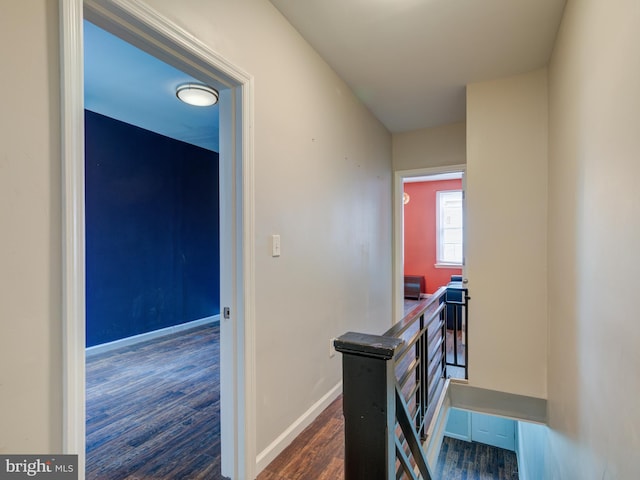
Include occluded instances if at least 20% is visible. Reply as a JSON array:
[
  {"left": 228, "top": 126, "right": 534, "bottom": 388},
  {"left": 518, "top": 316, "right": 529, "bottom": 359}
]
[{"left": 335, "top": 286, "right": 467, "bottom": 480}]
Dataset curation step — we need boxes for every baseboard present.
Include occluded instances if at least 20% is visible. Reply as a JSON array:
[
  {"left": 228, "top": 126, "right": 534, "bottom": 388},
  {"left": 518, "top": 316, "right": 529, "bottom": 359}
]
[
  {"left": 86, "top": 315, "right": 219, "bottom": 357},
  {"left": 256, "top": 382, "right": 342, "bottom": 474}
]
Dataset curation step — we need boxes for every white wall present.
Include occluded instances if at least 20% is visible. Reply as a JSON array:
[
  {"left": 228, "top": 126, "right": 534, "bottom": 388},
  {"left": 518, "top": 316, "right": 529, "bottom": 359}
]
[
  {"left": 466, "top": 69, "right": 548, "bottom": 398},
  {"left": 0, "top": 0, "right": 394, "bottom": 469},
  {"left": 392, "top": 122, "right": 466, "bottom": 171},
  {"left": 0, "top": 0, "right": 62, "bottom": 453},
  {"left": 546, "top": 0, "right": 640, "bottom": 477}
]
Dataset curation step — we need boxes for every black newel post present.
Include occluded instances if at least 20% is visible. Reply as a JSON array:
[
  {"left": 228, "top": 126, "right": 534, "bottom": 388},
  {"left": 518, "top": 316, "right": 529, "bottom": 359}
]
[{"left": 334, "top": 332, "right": 404, "bottom": 480}]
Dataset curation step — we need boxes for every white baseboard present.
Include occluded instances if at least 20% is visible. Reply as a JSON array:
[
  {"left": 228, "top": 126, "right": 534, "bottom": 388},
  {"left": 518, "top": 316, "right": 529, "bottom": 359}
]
[
  {"left": 256, "top": 382, "right": 342, "bottom": 474},
  {"left": 86, "top": 315, "right": 219, "bottom": 357}
]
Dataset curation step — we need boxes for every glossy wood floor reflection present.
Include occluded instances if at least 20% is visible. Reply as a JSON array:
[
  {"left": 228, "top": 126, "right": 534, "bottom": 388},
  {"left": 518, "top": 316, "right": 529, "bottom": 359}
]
[
  {"left": 86, "top": 323, "right": 226, "bottom": 480},
  {"left": 435, "top": 437, "right": 519, "bottom": 480},
  {"left": 258, "top": 398, "right": 519, "bottom": 480},
  {"left": 256, "top": 397, "right": 345, "bottom": 480}
]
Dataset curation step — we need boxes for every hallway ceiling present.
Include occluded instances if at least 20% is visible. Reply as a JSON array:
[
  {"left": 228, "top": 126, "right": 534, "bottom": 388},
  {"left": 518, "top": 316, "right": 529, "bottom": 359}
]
[
  {"left": 84, "top": 20, "right": 219, "bottom": 152},
  {"left": 270, "top": 0, "right": 566, "bottom": 132},
  {"left": 84, "top": 0, "right": 566, "bottom": 146}
]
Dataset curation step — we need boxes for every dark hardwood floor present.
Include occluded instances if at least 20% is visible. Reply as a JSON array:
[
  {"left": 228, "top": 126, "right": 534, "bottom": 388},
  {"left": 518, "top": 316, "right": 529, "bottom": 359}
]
[
  {"left": 86, "top": 321, "right": 506, "bottom": 480},
  {"left": 435, "top": 437, "right": 519, "bottom": 480},
  {"left": 257, "top": 395, "right": 519, "bottom": 480},
  {"left": 256, "top": 397, "right": 344, "bottom": 480},
  {"left": 86, "top": 323, "right": 225, "bottom": 480}
]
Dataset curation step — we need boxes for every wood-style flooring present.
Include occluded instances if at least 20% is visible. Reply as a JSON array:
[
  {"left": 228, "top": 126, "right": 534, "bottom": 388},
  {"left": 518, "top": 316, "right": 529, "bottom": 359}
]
[
  {"left": 86, "top": 323, "right": 226, "bottom": 480},
  {"left": 435, "top": 437, "right": 519, "bottom": 480},
  {"left": 256, "top": 397, "right": 344, "bottom": 480},
  {"left": 86, "top": 321, "right": 509, "bottom": 480},
  {"left": 257, "top": 396, "right": 519, "bottom": 480}
]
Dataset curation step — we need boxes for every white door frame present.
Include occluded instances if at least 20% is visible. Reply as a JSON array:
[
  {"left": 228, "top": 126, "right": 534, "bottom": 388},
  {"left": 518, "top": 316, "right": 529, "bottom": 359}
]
[
  {"left": 59, "top": 1, "right": 256, "bottom": 478},
  {"left": 393, "top": 164, "right": 466, "bottom": 322}
]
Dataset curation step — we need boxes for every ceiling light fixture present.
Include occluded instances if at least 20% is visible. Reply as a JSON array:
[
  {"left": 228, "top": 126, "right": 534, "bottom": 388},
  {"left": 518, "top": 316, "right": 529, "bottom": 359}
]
[{"left": 176, "top": 83, "right": 219, "bottom": 107}]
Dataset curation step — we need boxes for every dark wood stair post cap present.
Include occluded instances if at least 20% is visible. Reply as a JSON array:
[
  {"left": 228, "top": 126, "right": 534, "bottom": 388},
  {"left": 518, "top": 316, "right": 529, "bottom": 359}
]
[
  {"left": 334, "top": 332, "right": 404, "bottom": 360},
  {"left": 334, "top": 331, "right": 404, "bottom": 479}
]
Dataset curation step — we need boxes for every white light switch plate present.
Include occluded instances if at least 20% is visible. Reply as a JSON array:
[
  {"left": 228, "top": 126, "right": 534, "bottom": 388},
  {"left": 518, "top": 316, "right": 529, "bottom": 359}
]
[{"left": 271, "top": 234, "right": 281, "bottom": 257}]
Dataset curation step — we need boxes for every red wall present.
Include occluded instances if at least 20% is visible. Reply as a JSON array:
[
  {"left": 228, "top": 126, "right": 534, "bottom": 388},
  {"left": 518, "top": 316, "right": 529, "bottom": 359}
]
[{"left": 404, "top": 179, "right": 462, "bottom": 294}]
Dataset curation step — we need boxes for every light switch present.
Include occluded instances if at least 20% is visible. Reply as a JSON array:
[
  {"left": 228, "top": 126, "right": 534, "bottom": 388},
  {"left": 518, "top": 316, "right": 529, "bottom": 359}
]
[{"left": 271, "top": 234, "right": 281, "bottom": 257}]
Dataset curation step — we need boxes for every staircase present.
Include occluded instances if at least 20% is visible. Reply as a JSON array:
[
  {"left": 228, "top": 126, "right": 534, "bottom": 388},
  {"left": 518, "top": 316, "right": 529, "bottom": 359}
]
[{"left": 335, "top": 285, "right": 470, "bottom": 480}]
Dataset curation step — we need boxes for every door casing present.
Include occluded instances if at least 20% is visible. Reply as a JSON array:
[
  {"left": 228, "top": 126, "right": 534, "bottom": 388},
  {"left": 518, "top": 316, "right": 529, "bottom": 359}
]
[
  {"left": 393, "top": 164, "right": 466, "bottom": 322},
  {"left": 60, "top": 1, "right": 256, "bottom": 478}
]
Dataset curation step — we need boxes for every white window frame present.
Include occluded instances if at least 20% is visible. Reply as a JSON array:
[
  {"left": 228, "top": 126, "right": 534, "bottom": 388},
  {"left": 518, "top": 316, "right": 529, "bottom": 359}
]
[{"left": 436, "top": 189, "right": 463, "bottom": 267}]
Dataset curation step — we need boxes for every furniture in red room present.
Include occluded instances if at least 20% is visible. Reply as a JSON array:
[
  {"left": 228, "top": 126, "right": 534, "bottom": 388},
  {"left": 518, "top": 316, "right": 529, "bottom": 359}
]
[{"left": 403, "top": 275, "right": 425, "bottom": 300}]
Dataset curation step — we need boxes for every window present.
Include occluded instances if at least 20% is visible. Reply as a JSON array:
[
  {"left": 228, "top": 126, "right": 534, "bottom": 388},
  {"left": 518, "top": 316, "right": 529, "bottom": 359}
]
[{"left": 436, "top": 190, "right": 463, "bottom": 266}]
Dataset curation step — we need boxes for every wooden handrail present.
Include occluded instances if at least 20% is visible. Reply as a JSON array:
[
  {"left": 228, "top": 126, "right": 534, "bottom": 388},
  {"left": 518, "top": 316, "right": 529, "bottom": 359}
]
[
  {"left": 384, "top": 286, "right": 447, "bottom": 338},
  {"left": 336, "top": 283, "right": 470, "bottom": 479},
  {"left": 336, "top": 288, "right": 451, "bottom": 479}
]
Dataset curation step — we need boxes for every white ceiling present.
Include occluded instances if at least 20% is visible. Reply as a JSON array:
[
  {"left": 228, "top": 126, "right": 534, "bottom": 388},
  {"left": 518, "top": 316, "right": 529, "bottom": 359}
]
[
  {"left": 84, "top": 1, "right": 566, "bottom": 145},
  {"left": 269, "top": 0, "right": 566, "bottom": 132},
  {"left": 84, "top": 20, "right": 219, "bottom": 152}
]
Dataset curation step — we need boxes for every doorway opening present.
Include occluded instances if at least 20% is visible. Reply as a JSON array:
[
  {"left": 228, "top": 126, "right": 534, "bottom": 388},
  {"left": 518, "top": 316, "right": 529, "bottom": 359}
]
[
  {"left": 393, "top": 165, "right": 467, "bottom": 380},
  {"left": 60, "top": 1, "right": 255, "bottom": 479},
  {"left": 83, "top": 18, "right": 223, "bottom": 478},
  {"left": 402, "top": 173, "right": 463, "bottom": 309}
]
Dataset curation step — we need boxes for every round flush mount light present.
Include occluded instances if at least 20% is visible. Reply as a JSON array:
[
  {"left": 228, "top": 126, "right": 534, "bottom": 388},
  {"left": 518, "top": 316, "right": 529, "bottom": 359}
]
[{"left": 176, "top": 83, "right": 219, "bottom": 107}]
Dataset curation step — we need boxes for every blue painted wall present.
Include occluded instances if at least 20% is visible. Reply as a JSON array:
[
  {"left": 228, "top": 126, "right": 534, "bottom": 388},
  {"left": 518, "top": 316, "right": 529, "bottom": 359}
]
[
  {"left": 516, "top": 420, "right": 549, "bottom": 480},
  {"left": 444, "top": 407, "right": 471, "bottom": 441},
  {"left": 85, "top": 110, "right": 219, "bottom": 347},
  {"left": 445, "top": 408, "right": 516, "bottom": 451}
]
